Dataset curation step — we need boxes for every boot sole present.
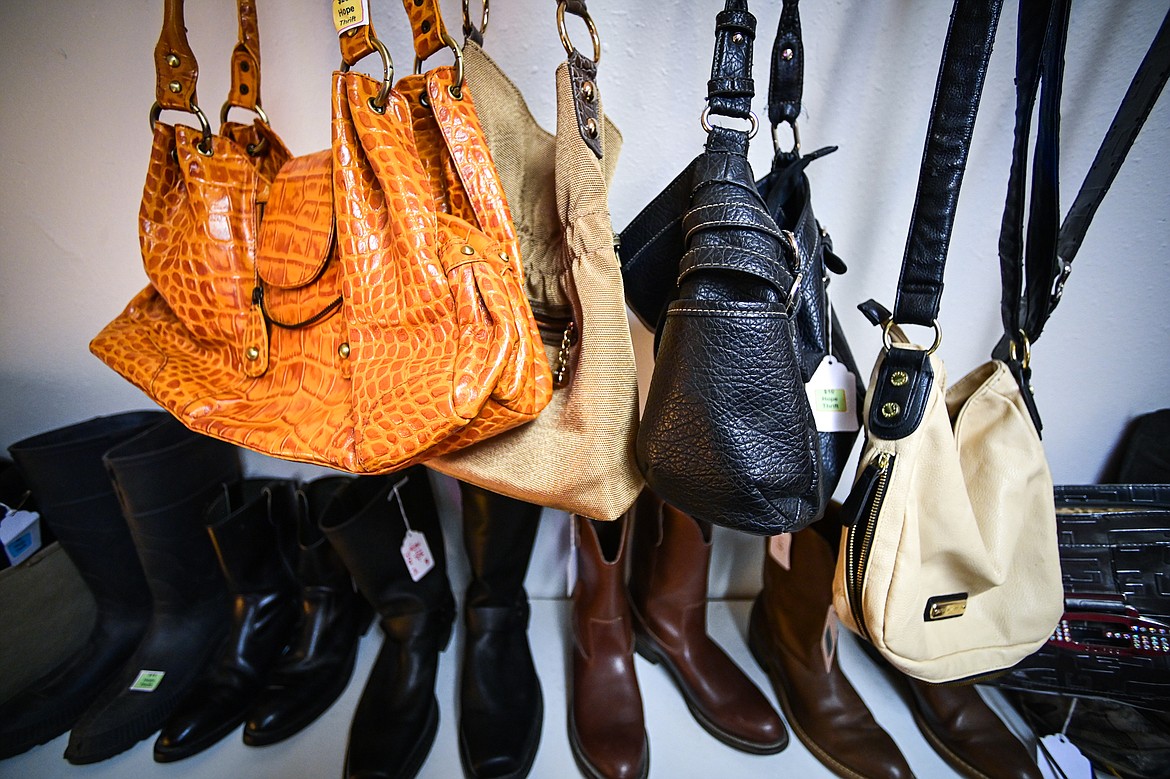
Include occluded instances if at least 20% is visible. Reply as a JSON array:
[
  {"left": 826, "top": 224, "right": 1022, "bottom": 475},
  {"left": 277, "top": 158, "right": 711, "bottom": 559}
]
[
  {"left": 747, "top": 599, "right": 881, "bottom": 779},
  {"left": 0, "top": 707, "right": 83, "bottom": 760},
  {"left": 631, "top": 607, "right": 788, "bottom": 755}
]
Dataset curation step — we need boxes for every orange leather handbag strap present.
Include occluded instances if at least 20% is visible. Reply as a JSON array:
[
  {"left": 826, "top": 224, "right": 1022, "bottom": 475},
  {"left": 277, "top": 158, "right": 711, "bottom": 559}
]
[
  {"left": 403, "top": 0, "right": 453, "bottom": 62},
  {"left": 153, "top": 0, "right": 263, "bottom": 117},
  {"left": 339, "top": 19, "right": 382, "bottom": 68}
]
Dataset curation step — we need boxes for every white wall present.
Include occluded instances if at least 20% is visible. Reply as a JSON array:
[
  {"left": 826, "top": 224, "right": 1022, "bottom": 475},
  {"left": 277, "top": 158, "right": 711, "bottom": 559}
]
[{"left": 2, "top": 1, "right": 1167, "bottom": 599}]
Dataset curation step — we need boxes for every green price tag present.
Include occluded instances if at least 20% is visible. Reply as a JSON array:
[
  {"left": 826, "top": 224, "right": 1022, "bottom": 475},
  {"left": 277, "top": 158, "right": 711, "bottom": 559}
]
[{"left": 129, "top": 670, "right": 165, "bottom": 692}]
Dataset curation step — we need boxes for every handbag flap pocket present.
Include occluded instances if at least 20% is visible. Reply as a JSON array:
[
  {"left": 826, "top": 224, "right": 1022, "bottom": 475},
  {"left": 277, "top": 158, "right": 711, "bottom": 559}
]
[{"left": 257, "top": 149, "right": 335, "bottom": 289}]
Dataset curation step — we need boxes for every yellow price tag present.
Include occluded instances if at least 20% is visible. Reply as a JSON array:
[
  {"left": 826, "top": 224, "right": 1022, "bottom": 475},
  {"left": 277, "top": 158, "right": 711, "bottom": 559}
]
[{"left": 333, "top": 0, "right": 369, "bottom": 35}]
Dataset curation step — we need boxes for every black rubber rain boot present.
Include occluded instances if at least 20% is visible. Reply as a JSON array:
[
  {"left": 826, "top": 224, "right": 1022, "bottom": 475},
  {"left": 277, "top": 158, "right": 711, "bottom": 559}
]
[
  {"left": 320, "top": 469, "right": 455, "bottom": 779},
  {"left": 63, "top": 416, "right": 240, "bottom": 765},
  {"left": 0, "top": 411, "right": 164, "bottom": 758},
  {"left": 154, "top": 479, "right": 301, "bottom": 761},
  {"left": 457, "top": 484, "right": 543, "bottom": 779},
  {"left": 243, "top": 476, "right": 374, "bottom": 747}
]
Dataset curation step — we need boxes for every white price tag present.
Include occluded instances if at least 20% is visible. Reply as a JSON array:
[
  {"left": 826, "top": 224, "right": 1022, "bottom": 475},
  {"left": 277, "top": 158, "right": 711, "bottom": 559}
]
[
  {"left": 1038, "top": 733, "right": 1093, "bottom": 779},
  {"left": 400, "top": 529, "right": 435, "bottom": 582},
  {"left": 805, "top": 356, "right": 859, "bottom": 433}
]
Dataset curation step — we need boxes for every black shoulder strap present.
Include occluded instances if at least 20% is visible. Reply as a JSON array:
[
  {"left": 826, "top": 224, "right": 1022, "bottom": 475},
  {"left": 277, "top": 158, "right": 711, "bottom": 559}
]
[
  {"left": 767, "top": 0, "right": 802, "bottom": 129},
  {"left": 706, "top": 0, "right": 757, "bottom": 122},
  {"left": 891, "top": 0, "right": 1003, "bottom": 328}
]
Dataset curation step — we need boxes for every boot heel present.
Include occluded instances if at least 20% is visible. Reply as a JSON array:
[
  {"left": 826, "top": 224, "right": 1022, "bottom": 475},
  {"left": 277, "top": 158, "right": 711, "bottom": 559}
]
[{"left": 633, "top": 631, "right": 662, "bottom": 666}]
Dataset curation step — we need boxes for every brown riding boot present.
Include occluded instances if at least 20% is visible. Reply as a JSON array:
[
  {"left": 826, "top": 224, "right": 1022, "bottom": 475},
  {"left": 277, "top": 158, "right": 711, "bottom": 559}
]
[
  {"left": 748, "top": 518, "right": 914, "bottom": 779},
  {"left": 568, "top": 515, "right": 648, "bottom": 779},
  {"left": 627, "top": 489, "right": 787, "bottom": 754},
  {"left": 904, "top": 678, "right": 1042, "bottom": 779}
]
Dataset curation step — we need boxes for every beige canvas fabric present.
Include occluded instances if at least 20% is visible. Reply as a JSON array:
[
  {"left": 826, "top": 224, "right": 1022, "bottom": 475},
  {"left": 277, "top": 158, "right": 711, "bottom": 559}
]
[
  {"left": 833, "top": 331, "right": 1063, "bottom": 683},
  {"left": 427, "top": 42, "right": 642, "bottom": 521}
]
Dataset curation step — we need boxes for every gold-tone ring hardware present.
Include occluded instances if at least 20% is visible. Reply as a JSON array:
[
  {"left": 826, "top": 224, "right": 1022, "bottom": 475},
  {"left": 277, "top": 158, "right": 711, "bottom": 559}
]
[
  {"left": 220, "top": 101, "right": 270, "bottom": 127},
  {"left": 338, "top": 342, "right": 351, "bottom": 359},
  {"left": 881, "top": 318, "right": 942, "bottom": 355},
  {"left": 580, "top": 80, "right": 595, "bottom": 103},
  {"left": 416, "top": 31, "right": 465, "bottom": 98},
  {"left": 699, "top": 106, "right": 759, "bottom": 139},
  {"left": 890, "top": 370, "right": 909, "bottom": 387},
  {"left": 557, "top": 1, "right": 601, "bottom": 63},
  {"left": 340, "top": 35, "right": 394, "bottom": 111},
  {"left": 149, "top": 101, "right": 214, "bottom": 156},
  {"left": 462, "top": 0, "right": 489, "bottom": 39},
  {"left": 165, "top": 53, "right": 180, "bottom": 68},
  {"left": 584, "top": 117, "right": 598, "bottom": 138},
  {"left": 772, "top": 118, "right": 801, "bottom": 155},
  {"left": 880, "top": 402, "right": 901, "bottom": 419},
  {"left": 460, "top": 245, "right": 475, "bottom": 255},
  {"left": 1008, "top": 329, "right": 1032, "bottom": 370},
  {"left": 245, "top": 346, "right": 260, "bottom": 361}
]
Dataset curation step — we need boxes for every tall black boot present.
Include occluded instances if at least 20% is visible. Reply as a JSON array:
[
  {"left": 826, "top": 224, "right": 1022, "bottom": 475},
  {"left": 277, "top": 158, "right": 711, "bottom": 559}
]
[
  {"left": 458, "top": 483, "right": 542, "bottom": 779},
  {"left": 0, "top": 411, "right": 164, "bottom": 758},
  {"left": 154, "top": 479, "right": 301, "bottom": 761},
  {"left": 63, "top": 416, "right": 241, "bottom": 764},
  {"left": 320, "top": 469, "right": 455, "bottom": 779},
  {"left": 243, "top": 476, "right": 374, "bottom": 746}
]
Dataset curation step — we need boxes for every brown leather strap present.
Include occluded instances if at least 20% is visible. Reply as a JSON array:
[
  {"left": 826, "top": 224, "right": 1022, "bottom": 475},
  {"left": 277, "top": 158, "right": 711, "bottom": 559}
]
[
  {"left": 403, "top": 0, "right": 451, "bottom": 62},
  {"left": 226, "top": 0, "right": 261, "bottom": 112},
  {"left": 154, "top": 0, "right": 199, "bottom": 112}
]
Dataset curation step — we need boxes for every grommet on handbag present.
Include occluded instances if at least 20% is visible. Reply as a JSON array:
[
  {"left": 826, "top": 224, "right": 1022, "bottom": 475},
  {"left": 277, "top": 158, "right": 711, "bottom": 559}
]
[
  {"left": 618, "top": 0, "right": 819, "bottom": 536},
  {"left": 831, "top": 0, "right": 1064, "bottom": 684},
  {"left": 90, "top": 0, "right": 552, "bottom": 475},
  {"left": 426, "top": 0, "right": 643, "bottom": 522}
]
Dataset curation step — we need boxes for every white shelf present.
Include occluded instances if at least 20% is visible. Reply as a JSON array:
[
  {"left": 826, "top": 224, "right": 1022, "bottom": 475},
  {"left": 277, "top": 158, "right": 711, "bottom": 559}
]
[{"left": 1, "top": 600, "right": 1040, "bottom": 779}]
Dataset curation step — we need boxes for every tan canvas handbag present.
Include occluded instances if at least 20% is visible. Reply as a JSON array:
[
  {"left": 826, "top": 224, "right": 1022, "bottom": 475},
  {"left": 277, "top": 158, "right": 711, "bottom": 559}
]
[
  {"left": 427, "top": 2, "right": 642, "bottom": 521},
  {"left": 831, "top": 0, "right": 1062, "bottom": 684}
]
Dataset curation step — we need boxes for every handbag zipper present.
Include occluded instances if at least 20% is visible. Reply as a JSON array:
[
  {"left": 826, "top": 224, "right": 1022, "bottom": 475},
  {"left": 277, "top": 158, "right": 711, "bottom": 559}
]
[{"left": 841, "top": 451, "right": 894, "bottom": 642}]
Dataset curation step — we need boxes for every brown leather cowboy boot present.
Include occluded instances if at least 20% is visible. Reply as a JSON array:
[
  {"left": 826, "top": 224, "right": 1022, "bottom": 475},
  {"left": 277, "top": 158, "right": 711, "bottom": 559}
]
[
  {"left": 903, "top": 678, "right": 1042, "bottom": 779},
  {"left": 627, "top": 489, "right": 787, "bottom": 754},
  {"left": 569, "top": 515, "right": 648, "bottom": 779},
  {"left": 748, "top": 516, "right": 914, "bottom": 779}
]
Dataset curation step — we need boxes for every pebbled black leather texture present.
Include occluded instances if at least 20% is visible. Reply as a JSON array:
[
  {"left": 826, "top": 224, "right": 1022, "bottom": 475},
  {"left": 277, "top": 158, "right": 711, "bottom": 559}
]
[
  {"left": 707, "top": 2, "right": 757, "bottom": 120},
  {"left": 767, "top": 0, "right": 803, "bottom": 127}
]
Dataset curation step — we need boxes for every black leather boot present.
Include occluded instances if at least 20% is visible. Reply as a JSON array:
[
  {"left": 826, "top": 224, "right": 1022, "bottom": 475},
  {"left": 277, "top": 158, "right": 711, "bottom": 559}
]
[
  {"left": 320, "top": 469, "right": 455, "bottom": 779},
  {"left": 63, "top": 417, "right": 241, "bottom": 765},
  {"left": 0, "top": 412, "right": 164, "bottom": 758},
  {"left": 153, "top": 479, "right": 301, "bottom": 761},
  {"left": 243, "top": 476, "right": 374, "bottom": 746},
  {"left": 457, "top": 484, "right": 543, "bottom": 779}
]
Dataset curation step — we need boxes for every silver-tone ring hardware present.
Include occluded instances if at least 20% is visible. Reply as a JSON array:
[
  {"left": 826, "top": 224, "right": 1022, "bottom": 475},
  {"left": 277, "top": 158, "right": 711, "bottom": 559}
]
[
  {"left": 699, "top": 106, "right": 759, "bottom": 139},
  {"left": 772, "top": 118, "right": 801, "bottom": 155},
  {"left": 557, "top": 1, "right": 601, "bottom": 63},
  {"left": 881, "top": 402, "right": 901, "bottom": 419},
  {"left": 462, "top": 0, "right": 489, "bottom": 39}
]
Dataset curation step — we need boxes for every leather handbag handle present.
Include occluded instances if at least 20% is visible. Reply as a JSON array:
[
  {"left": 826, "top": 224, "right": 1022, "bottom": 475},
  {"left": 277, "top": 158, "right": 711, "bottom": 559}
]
[
  {"left": 403, "top": 0, "right": 454, "bottom": 62},
  {"left": 154, "top": 0, "right": 264, "bottom": 119},
  {"left": 706, "top": 0, "right": 757, "bottom": 122},
  {"left": 891, "top": 0, "right": 1003, "bottom": 329},
  {"left": 767, "top": 0, "right": 802, "bottom": 132}
]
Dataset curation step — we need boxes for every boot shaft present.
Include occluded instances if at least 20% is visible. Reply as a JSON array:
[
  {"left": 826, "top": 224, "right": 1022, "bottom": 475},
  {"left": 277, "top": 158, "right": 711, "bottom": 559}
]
[
  {"left": 572, "top": 515, "right": 633, "bottom": 653},
  {"left": 459, "top": 482, "right": 541, "bottom": 610},
  {"left": 293, "top": 476, "right": 357, "bottom": 591},
  {"left": 205, "top": 479, "right": 297, "bottom": 595},
  {"left": 319, "top": 469, "right": 453, "bottom": 620},
  {"left": 627, "top": 490, "right": 712, "bottom": 631}
]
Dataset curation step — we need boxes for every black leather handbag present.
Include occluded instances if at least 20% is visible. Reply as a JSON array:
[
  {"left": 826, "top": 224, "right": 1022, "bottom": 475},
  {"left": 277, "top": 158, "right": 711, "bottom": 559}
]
[
  {"left": 619, "top": 0, "right": 843, "bottom": 536},
  {"left": 754, "top": 0, "right": 864, "bottom": 501}
]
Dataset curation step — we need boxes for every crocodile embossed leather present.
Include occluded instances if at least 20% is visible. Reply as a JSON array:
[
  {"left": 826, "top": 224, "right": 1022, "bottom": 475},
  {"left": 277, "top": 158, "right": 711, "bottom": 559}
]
[{"left": 91, "top": 7, "right": 551, "bottom": 474}]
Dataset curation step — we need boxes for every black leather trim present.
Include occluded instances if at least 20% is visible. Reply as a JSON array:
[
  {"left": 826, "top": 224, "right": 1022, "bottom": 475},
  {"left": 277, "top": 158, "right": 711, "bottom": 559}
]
[{"left": 867, "top": 347, "right": 933, "bottom": 440}]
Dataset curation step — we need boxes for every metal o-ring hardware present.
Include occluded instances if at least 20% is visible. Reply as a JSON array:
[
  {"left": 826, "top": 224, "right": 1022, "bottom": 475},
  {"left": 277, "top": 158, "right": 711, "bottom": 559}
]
[
  {"left": 462, "top": 0, "right": 489, "bottom": 39},
  {"left": 699, "top": 106, "right": 759, "bottom": 139},
  {"left": 1008, "top": 329, "right": 1032, "bottom": 370},
  {"left": 772, "top": 118, "right": 801, "bottom": 156},
  {"left": 414, "top": 31, "right": 465, "bottom": 99},
  {"left": 340, "top": 35, "right": 394, "bottom": 112},
  {"left": 882, "top": 318, "right": 943, "bottom": 355},
  {"left": 219, "top": 102, "right": 271, "bottom": 156},
  {"left": 149, "top": 100, "right": 214, "bottom": 156},
  {"left": 557, "top": 1, "right": 601, "bottom": 63}
]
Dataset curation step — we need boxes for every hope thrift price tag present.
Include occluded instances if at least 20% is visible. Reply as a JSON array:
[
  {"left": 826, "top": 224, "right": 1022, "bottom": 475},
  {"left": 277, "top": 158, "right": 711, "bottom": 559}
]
[
  {"left": 401, "top": 530, "right": 435, "bottom": 582},
  {"left": 805, "top": 356, "right": 860, "bottom": 433}
]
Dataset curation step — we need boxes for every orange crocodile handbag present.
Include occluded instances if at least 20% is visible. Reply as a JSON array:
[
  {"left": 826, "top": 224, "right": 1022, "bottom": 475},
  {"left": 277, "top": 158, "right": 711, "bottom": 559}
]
[{"left": 90, "top": 0, "right": 552, "bottom": 474}]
